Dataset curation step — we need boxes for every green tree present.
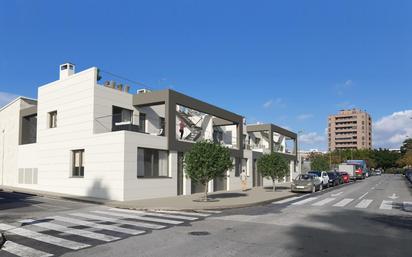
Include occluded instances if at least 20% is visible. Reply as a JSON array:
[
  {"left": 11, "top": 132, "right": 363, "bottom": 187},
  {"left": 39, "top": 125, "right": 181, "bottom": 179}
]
[
  {"left": 397, "top": 151, "right": 412, "bottom": 168},
  {"left": 257, "top": 153, "right": 289, "bottom": 191},
  {"left": 372, "top": 148, "right": 401, "bottom": 169},
  {"left": 310, "top": 154, "right": 330, "bottom": 171},
  {"left": 184, "top": 140, "right": 233, "bottom": 201},
  {"left": 400, "top": 139, "right": 412, "bottom": 155}
]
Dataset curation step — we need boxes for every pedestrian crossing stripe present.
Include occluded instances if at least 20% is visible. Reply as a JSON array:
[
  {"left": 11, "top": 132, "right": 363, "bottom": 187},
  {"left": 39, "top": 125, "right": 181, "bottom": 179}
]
[
  {"left": 153, "top": 210, "right": 210, "bottom": 217},
  {"left": 379, "top": 200, "right": 393, "bottom": 210},
  {"left": 312, "top": 198, "right": 336, "bottom": 206},
  {"left": 108, "top": 209, "right": 199, "bottom": 221},
  {"left": 69, "top": 212, "right": 166, "bottom": 229},
  {"left": 292, "top": 197, "right": 318, "bottom": 205},
  {"left": 50, "top": 216, "right": 145, "bottom": 235},
  {"left": 1, "top": 240, "right": 53, "bottom": 257},
  {"left": 355, "top": 199, "right": 373, "bottom": 209},
  {"left": 333, "top": 198, "right": 354, "bottom": 207},
  {"left": 98, "top": 210, "right": 183, "bottom": 225},
  {"left": 19, "top": 219, "right": 120, "bottom": 242},
  {"left": 273, "top": 195, "right": 307, "bottom": 204},
  {"left": 0, "top": 223, "right": 90, "bottom": 250}
]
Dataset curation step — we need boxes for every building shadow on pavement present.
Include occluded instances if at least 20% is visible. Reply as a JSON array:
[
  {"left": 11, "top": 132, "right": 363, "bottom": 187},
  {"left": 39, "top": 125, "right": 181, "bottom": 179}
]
[{"left": 284, "top": 209, "right": 412, "bottom": 257}]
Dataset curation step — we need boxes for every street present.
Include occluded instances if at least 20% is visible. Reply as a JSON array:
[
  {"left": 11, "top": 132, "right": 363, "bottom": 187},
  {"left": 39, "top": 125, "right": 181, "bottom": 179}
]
[{"left": 1, "top": 174, "right": 411, "bottom": 257}]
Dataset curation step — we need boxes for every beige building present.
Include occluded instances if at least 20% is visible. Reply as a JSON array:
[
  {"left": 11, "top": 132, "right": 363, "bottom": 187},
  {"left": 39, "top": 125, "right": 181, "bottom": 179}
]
[{"left": 328, "top": 109, "right": 372, "bottom": 151}]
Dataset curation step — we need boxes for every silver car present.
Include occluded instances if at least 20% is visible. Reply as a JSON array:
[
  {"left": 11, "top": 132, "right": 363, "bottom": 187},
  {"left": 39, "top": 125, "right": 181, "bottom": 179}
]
[{"left": 291, "top": 174, "right": 323, "bottom": 193}]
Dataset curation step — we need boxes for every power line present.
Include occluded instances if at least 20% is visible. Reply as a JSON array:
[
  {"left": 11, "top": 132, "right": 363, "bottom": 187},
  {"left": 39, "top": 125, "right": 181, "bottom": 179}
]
[{"left": 99, "top": 69, "right": 154, "bottom": 90}]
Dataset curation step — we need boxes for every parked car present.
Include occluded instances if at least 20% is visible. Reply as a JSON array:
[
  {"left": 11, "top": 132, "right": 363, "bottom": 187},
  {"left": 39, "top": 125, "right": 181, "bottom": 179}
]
[
  {"left": 339, "top": 172, "right": 350, "bottom": 183},
  {"left": 308, "top": 171, "right": 329, "bottom": 188},
  {"left": 291, "top": 174, "right": 323, "bottom": 193},
  {"left": 327, "top": 172, "right": 341, "bottom": 186},
  {"left": 375, "top": 169, "right": 382, "bottom": 176},
  {"left": 404, "top": 169, "right": 412, "bottom": 182}
]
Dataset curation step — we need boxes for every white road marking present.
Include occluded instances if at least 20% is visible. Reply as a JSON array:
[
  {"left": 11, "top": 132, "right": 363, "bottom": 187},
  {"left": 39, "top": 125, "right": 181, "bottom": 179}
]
[
  {"left": 108, "top": 208, "right": 198, "bottom": 221},
  {"left": 403, "top": 202, "right": 412, "bottom": 212},
  {"left": 331, "top": 192, "right": 343, "bottom": 197},
  {"left": 379, "top": 200, "right": 393, "bottom": 210},
  {"left": 272, "top": 195, "right": 306, "bottom": 204},
  {"left": 153, "top": 210, "right": 210, "bottom": 217},
  {"left": 312, "top": 198, "right": 336, "bottom": 206},
  {"left": 371, "top": 187, "right": 375, "bottom": 190},
  {"left": 388, "top": 193, "right": 398, "bottom": 199},
  {"left": 195, "top": 210, "right": 222, "bottom": 214},
  {"left": 0, "top": 223, "right": 89, "bottom": 250},
  {"left": 1, "top": 241, "right": 53, "bottom": 257},
  {"left": 93, "top": 210, "right": 183, "bottom": 225},
  {"left": 333, "top": 198, "right": 354, "bottom": 207},
  {"left": 19, "top": 219, "right": 120, "bottom": 242},
  {"left": 292, "top": 197, "right": 318, "bottom": 206},
  {"left": 51, "top": 216, "right": 145, "bottom": 235},
  {"left": 355, "top": 199, "right": 373, "bottom": 209},
  {"left": 358, "top": 192, "right": 369, "bottom": 200},
  {"left": 69, "top": 213, "right": 165, "bottom": 229}
]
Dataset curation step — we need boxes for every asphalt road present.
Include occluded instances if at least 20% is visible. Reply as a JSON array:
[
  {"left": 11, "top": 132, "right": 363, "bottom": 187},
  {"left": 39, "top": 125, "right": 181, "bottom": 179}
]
[{"left": 1, "top": 174, "right": 411, "bottom": 257}]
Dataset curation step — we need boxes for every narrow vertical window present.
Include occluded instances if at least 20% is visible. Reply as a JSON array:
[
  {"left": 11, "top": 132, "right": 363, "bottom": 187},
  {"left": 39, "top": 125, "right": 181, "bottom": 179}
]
[
  {"left": 139, "top": 113, "right": 146, "bottom": 133},
  {"left": 72, "top": 149, "right": 84, "bottom": 177},
  {"left": 48, "top": 111, "right": 57, "bottom": 128}
]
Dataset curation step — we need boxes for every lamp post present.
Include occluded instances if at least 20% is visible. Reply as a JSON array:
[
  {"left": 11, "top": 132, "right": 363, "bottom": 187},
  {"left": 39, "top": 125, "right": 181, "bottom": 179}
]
[{"left": 297, "top": 130, "right": 304, "bottom": 174}]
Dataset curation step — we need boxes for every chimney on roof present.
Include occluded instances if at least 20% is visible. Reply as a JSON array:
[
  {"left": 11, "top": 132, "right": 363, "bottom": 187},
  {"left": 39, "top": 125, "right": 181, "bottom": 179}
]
[{"left": 59, "top": 63, "right": 75, "bottom": 80}]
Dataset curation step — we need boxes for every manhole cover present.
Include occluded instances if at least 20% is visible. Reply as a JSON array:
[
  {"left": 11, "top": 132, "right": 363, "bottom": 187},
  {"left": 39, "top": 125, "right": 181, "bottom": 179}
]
[{"left": 188, "top": 231, "right": 210, "bottom": 236}]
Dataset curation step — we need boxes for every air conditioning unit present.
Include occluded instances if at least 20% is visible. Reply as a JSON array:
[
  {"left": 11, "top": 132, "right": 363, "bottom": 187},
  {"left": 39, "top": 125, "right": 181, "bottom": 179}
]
[{"left": 137, "top": 88, "right": 151, "bottom": 94}]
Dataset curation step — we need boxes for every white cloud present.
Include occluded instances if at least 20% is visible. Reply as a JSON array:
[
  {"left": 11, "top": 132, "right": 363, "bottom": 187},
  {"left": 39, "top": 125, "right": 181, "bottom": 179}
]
[
  {"left": 299, "top": 132, "right": 326, "bottom": 145},
  {"left": 0, "top": 91, "right": 19, "bottom": 108},
  {"left": 336, "top": 79, "right": 354, "bottom": 96},
  {"left": 263, "top": 98, "right": 285, "bottom": 109},
  {"left": 297, "top": 113, "right": 313, "bottom": 121},
  {"left": 373, "top": 110, "right": 412, "bottom": 149}
]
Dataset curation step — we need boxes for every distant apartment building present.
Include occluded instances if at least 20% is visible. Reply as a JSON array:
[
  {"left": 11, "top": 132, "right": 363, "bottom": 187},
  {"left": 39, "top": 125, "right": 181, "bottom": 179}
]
[
  {"left": 328, "top": 109, "right": 372, "bottom": 151},
  {"left": 0, "top": 63, "right": 299, "bottom": 201}
]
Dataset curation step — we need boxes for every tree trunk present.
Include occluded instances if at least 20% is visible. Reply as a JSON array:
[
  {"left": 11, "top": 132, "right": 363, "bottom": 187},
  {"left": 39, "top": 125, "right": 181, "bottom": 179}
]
[
  {"left": 204, "top": 182, "right": 209, "bottom": 201},
  {"left": 272, "top": 179, "right": 276, "bottom": 192}
]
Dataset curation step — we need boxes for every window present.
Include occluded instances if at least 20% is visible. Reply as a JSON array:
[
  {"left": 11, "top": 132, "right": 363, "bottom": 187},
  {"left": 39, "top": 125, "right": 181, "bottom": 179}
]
[
  {"left": 48, "top": 111, "right": 57, "bottom": 128},
  {"left": 139, "top": 113, "right": 146, "bottom": 133},
  {"left": 159, "top": 117, "right": 165, "bottom": 136},
  {"left": 72, "top": 149, "right": 84, "bottom": 177},
  {"left": 137, "top": 148, "right": 168, "bottom": 177}
]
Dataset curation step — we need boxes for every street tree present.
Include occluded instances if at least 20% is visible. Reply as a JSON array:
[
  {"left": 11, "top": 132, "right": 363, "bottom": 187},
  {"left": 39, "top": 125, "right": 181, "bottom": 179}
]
[
  {"left": 400, "top": 139, "right": 412, "bottom": 155},
  {"left": 397, "top": 151, "right": 412, "bottom": 168},
  {"left": 257, "top": 153, "right": 289, "bottom": 191},
  {"left": 184, "top": 140, "right": 233, "bottom": 201},
  {"left": 310, "top": 154, "right": 330, "bottom": 171}
]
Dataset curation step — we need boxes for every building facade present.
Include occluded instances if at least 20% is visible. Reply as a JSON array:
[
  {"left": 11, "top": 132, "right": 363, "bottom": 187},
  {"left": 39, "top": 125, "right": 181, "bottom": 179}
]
[
  {"left": 328, "top": 109, "right": 372, "bottom": 151},
  {"left": 0, "top": 64, "right": 298, "bottom": 201}
]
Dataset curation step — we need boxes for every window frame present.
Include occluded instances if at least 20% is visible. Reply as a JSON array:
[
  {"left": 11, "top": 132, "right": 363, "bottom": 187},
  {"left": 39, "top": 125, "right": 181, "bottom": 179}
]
[
  {"left": 48, "top": 111, "right": 57, "bottom": 128},
  {"left": 71, "top": 149, "right": 85, "bottom": 178},
  {"left": 137, "top": 147, "right": 170, "bottom": 178}
]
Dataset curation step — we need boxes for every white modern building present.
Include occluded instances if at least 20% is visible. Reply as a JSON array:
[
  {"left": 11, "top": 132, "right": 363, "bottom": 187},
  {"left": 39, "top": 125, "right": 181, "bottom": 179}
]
[{"left": 0, "top": 64, "right": 298, "bottom": 201}]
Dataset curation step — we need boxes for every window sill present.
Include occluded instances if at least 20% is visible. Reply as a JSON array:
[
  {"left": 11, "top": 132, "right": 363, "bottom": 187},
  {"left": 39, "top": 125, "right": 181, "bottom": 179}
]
[{"left": 70, "top": 176, "right": 84, "bottom": 178}]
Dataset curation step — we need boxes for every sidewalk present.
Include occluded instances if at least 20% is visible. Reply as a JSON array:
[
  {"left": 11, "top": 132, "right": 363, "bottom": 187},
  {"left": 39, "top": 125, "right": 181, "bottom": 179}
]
[{"left": 0, "top": 183, "right": 297, "bottom": 211}]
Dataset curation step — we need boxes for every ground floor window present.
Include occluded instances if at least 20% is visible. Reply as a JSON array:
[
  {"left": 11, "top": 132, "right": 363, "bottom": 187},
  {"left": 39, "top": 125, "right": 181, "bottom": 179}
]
[
  {"left": 137, "top": 148, "right": 168, "bottom": 177},
  {"left": 72, "top": 149, "right": 84, "bottom": 177}
]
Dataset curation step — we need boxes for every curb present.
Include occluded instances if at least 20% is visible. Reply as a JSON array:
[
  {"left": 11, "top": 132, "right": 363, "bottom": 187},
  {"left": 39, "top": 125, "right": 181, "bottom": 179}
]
[
  {"left": 0, "top": 186, "right": 298, "bottom": 212},
  {"left": 109, "top": 193, "right": 299, "bottom": 212}
]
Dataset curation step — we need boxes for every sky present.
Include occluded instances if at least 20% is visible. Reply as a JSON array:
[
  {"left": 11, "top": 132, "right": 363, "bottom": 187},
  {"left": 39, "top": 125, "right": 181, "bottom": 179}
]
[{"left": 0, "top": 0, "right": 411, "bottom": 151}]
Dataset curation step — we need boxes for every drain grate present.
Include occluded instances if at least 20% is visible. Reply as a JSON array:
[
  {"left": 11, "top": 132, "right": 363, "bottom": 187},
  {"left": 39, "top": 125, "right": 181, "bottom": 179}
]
[{"left": 188, "top": 231, "right": 210, "bottom": 236}]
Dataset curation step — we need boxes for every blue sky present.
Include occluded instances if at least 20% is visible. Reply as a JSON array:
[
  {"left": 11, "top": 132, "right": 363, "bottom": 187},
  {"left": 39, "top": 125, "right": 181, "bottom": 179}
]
[{"left": 1, "top": 0, "right": 411, "bottom": 150}]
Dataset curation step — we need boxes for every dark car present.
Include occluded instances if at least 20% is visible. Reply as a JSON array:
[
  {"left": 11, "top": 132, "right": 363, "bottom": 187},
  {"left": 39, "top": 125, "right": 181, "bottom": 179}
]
[{"left": 327, "top": 172, "right": 341, "bottom": 186}]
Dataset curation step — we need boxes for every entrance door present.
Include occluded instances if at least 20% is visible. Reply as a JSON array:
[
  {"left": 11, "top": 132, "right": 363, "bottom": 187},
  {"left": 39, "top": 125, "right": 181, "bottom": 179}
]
[
  {"left": 191, "top": 181, "right": 206, "bottom": 194},
  {"left": 177, "top": 152, "right": 184, "bottom": 195}
]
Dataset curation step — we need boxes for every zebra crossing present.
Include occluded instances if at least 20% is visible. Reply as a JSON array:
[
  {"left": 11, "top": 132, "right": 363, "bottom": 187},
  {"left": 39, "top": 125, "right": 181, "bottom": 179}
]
[
  {"left": 274, "top": 195, "right": 412, "bottom": 212},
  {"left": 0, "top": 208, "right": 220, "bottom": 257}
]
